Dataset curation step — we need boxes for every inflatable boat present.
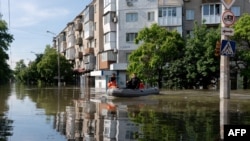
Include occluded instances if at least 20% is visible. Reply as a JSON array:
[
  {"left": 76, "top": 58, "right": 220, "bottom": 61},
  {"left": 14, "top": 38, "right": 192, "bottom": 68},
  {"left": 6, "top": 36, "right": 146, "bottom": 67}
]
[{"left": 107, "top": 87, "right": 159, "bottom": 97}]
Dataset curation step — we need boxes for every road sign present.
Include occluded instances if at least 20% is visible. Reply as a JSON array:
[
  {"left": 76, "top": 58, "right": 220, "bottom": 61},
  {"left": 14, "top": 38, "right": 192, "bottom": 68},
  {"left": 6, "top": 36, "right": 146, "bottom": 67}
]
[
  {"left": 222, "top": 10, "right": 235, "bottom": 27},
  {"left": 221, "top": 27, "right": 234, "bottom": 36},
  {"left": 221, "top": 0, "right": 235, "bottom": 9},
  {"left": 221, "top": 40, "right": 236, "bottom": 57}
]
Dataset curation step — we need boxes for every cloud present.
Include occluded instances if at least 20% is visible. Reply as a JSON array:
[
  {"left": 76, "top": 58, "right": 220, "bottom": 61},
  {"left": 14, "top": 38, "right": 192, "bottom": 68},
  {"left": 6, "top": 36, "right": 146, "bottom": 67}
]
[{"left": 10, "top": 2, "right": 70, "bottom": 28}]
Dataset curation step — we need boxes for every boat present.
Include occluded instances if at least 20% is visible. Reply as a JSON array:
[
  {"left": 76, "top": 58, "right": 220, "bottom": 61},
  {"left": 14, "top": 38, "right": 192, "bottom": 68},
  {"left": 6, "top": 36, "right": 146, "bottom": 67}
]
[{"left": 106, "top": 87, "right": 160, "bottom": 97}]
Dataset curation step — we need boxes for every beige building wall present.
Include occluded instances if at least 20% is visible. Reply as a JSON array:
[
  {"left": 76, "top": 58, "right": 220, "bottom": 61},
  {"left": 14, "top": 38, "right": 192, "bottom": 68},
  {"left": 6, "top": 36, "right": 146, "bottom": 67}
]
[{"left": 93, "top": 0, "right": 104, "bottom": 70}]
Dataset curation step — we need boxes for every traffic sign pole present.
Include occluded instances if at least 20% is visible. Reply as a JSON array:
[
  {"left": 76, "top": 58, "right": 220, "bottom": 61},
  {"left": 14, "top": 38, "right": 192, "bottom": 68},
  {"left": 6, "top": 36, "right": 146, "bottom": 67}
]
[{"left": 220, "top": 4, "right": 230, "bottom": 99}]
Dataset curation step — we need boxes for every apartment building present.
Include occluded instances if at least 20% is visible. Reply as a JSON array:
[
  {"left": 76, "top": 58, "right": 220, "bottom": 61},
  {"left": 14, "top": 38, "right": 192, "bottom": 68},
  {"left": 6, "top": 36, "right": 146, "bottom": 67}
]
[{"left": 53, "top": 0, "right": 250, "bottom": 90}]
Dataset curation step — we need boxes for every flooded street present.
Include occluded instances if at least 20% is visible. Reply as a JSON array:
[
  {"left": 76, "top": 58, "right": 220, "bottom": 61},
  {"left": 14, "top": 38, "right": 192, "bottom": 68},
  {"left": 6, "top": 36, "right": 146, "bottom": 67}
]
[{"left": 0, "top": 84, "right": 250, "bottom": 141}]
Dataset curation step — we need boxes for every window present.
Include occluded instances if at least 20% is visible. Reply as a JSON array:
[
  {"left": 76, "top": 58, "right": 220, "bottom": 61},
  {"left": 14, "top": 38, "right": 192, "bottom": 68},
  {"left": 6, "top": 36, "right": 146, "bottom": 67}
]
[
  {"left": 148, "top": 12, "right": 155, "bottom": 21},
  {"left": 159, "top": 7, "right": 177, "bottom": 17},
  {"left": 104, "top": 0, "right": 111, "bottom": 7},
  {"left": 186, "top": 10, "right": 194, "bottom": 20},
  {"left": 126, "top": 33, "right": 137, "bottom": 42},
  {"left": 186, "top": 30, "right": 194, "bottom": 38},
  {"left": 203, "top": 5, "right": 209, "bottom": 15},
  {"left": 231, "top": 6, "right": 240, "bottom": 16},
  {"left": 104, "top": 33, "right": 109, "bottom": 43},
  {"left": 126, "top": 13, "right": 138, "bottom": 22},
  {"left": 104, "top": 14, "right": 109, "bottom": 24},
  {"left": 104, "top": 32, "right": 116, "bottom": 43},
  {"left": 203, "top": 4, "right": 221, "bottom": 16}
]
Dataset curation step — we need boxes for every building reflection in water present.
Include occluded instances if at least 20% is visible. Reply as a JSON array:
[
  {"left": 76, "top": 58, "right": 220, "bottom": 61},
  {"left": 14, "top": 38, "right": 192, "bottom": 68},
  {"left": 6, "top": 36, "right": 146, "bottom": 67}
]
[{"left": 54, "top": 94, "right": 158, "bottom": 141}]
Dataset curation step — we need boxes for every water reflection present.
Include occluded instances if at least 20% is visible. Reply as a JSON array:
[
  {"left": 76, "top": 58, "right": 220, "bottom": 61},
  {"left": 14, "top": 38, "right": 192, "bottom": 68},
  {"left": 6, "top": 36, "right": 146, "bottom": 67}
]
[
  {"left": 1, "top": 84, "right": 250, "bottom": 141},
  {"left": 57, "top": 90, "right": 250, "bottom": 141},
  {"left": 0, "top": 85, "right": 13, "bottom": 141},
  {"left": 220, "top": 99, "right": 229, "bottom": 140}
]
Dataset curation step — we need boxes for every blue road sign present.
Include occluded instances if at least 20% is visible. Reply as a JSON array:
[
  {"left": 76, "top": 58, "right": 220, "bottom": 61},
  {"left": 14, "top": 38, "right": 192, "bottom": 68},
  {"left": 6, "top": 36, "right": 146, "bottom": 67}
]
[{"left": 221, "top": 40, "right": 236, "bottom": 57}]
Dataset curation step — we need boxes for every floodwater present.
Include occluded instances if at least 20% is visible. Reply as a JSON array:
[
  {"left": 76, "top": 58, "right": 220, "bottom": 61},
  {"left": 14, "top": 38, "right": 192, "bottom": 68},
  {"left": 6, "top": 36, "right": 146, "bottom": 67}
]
[{"left": 0, "top": 84, "right": 250, "bottom": 141}]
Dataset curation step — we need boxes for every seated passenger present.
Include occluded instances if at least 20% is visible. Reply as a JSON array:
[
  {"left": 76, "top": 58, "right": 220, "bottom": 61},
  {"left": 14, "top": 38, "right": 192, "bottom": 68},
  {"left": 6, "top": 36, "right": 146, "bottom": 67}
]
[
  {"left": 107, "top": 73, "right": 118, "bottom": 89},
  {"left": 139, "top": 80, "right": 145, "bottom": 89},
  {"left": 126, "top": 73, "right": 140, "bottom": 89}
]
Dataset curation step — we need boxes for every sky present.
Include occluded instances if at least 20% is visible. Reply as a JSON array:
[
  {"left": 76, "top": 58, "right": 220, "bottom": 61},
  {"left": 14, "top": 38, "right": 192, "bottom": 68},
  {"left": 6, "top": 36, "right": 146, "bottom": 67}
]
[{"left": 1, "top": 0, "right": 91, "bottom": 69}]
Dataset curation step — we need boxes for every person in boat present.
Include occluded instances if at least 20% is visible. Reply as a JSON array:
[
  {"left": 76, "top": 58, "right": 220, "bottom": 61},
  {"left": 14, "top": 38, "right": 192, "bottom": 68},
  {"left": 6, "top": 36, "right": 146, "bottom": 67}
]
[
  {"left": 107, "top": 73, "right": 118, "bottom": 89},
  {"left": 126, "top": 73, "right": 140, "bottom": 89},
  {"left": 139, "top": 80, "right": 145, "bottom": 89}
]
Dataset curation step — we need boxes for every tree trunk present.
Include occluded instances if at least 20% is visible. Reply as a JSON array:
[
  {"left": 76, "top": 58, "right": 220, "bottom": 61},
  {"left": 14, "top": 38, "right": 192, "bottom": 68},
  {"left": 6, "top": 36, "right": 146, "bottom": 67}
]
[{"left": 158, "top": 69, "right": 162, "bottom": 89}]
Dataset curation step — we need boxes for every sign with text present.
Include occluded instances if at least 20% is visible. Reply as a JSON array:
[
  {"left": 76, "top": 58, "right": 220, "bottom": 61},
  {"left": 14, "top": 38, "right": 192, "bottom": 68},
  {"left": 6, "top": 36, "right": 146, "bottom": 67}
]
[
  {"left": 224, "top": 125, "right": 250, "bottom": 141},
  {"left": 221, "top": 0, "right": 236, "bottom": 9}
]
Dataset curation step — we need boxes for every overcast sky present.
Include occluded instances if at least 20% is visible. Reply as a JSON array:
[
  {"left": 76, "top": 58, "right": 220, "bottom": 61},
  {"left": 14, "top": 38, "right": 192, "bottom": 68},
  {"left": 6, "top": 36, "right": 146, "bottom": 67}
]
[{"left": 1, "top": 0, "right": 91, "bottom": 69}]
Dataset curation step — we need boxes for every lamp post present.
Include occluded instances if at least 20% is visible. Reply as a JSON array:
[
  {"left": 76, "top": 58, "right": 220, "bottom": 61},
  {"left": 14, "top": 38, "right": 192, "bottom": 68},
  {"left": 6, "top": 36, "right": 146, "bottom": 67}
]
[{"left": 47, "top": 30, "right": 60, "bottom": 87}]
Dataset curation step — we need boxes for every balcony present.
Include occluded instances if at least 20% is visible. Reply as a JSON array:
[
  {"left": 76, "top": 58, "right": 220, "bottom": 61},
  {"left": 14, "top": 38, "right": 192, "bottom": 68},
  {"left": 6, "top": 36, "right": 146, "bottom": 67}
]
[
  {"left": 84, "top": 54, "right": 95, "bottom": 64},
  {"left": 75, "top": 51, "right": 83, "bottom": 59},
  {"left": 75, "top": 22, "right": 82, "bottom": 31},
  {"left": 84, "top": 48, "right": 94, "bottom": 55},
  {"left": 84, "top": 21, "right": 94, "bottom": 40},
  {"left": 99, "top": 61, "right": 115, "bottom": 70},
  {"left": 60, "top": 41, "right": 67, "bottom": 53},
  {"left": 104, "top": 0, "right": 116, "bottom": 14},
  {"left": 158, "top": 16, "right": 182, "bottom": 26},
  {"left": 84, "top": 63, "right": 95, "bottom": 71},
  {"left": 99, "top": 51, "right": 116, "bottom": 69},
  {"left": 84, "top": 5, "right": 94, "bottom": 23},
  {"left": 110, "top": 63, "right": 128, "bottom": 70},
  {"left": 76, "top": 37, "right": 83, "bottom": 45},
  {"left": 202, "top": 15, "right": 221, "bottom": 24},
  {"left": 65, "top": 47, "right": 75, "bottom": 60}
]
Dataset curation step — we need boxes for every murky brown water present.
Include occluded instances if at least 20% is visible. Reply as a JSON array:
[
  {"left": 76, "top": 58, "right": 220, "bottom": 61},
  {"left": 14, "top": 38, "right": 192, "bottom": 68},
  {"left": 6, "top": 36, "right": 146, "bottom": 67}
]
[{"left": 0, "top": 84, "right": 250, "bottom": 141}]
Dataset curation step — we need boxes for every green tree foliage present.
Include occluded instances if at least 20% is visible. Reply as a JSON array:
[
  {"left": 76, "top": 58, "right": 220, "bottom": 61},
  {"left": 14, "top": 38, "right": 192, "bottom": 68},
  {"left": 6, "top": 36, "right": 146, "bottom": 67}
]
[
  {"left": 127, "top": 23, "right": 184, "bottom": 88},
  {"left": 15, "top": 45, "right": 74, "bottom": 85},
  {"left": 232, "top": 13, "right": 250, "bottom": 88},
  {"left": 37, "top": 45, "right": 73, "bottom": 85},
  {"left": 14, "top": 60, "right": 27, "bottom": 83},
  {"left": 0, "top": 20, "right": 14, "bottom": 84},
  {"left": 183, "top": 22, "right": 220, "bottom": 89}
]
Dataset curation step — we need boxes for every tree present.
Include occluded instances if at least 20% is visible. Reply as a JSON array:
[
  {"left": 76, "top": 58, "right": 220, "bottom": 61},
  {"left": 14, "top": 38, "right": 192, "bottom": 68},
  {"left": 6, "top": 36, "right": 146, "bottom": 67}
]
[
  {"left": 0, "top": 20, "right": 14, "bottom": 84},
  {"left": 37, "top": 45, "right": 73, "bottom": 85},
  {"left": 14, "top": 60, "right": 27, "bottom": 83},
  {"left": 127, "top": 23, "right": 184, "bottom": 88},
  {"left": 232, "top": 13, "right": 250, "bottom": 89},
  {"left": 182, "top": 22, "right": 220, "bottom": 89}
]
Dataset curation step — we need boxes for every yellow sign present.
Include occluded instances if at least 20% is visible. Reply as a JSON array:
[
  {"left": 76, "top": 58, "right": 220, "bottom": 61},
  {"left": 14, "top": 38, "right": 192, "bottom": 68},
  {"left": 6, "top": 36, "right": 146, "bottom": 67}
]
[{"left": 221, "top": 0, "right": 235, "bottom": 9}]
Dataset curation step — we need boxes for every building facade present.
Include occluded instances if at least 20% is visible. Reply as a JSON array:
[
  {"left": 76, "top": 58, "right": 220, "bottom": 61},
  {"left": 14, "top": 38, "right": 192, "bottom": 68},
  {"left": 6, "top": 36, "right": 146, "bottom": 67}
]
[{"left": 52, "top": 0, "right": 250, "bottom": 90}]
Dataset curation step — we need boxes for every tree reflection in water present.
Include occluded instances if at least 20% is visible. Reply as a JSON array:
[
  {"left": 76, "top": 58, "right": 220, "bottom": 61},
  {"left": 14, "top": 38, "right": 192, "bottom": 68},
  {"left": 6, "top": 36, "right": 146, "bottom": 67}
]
[
  {"left": 0, "top": 116, "right": 13, "bottom": 141},
  {"left": 0, "top": 84, "right": 13, "bottom": 141}
]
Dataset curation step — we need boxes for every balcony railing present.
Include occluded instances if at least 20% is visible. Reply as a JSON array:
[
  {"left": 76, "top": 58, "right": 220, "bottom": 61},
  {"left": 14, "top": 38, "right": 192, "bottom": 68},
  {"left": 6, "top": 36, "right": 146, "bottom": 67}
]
[
  {"left": 75, "top": 22, "right": 82, "bottom": 31},
  {"left": 75, "top": 51, "right": 83, "bottom": 59},
  {"left": 76, "top": 37, "right": 83, "bottom": 45},
  {"left": 84, "top": 48, "right": 94, "bottom": 55}
]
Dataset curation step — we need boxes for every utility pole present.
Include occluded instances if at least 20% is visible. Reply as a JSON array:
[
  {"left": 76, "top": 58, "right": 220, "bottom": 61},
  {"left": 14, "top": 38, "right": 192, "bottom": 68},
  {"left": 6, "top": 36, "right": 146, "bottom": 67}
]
[
  {"left": 47, "top": 30, "right": 60, "bottom": 87},
  {"left": 220, "top": 0, "right": 236, "bottom": 99}
]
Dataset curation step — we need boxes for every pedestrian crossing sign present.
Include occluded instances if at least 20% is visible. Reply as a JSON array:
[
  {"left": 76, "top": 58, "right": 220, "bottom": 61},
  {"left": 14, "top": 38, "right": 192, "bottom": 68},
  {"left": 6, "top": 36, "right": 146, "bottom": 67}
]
[{"left": 221, "top": 40, "right": 236, "bottom": 57}]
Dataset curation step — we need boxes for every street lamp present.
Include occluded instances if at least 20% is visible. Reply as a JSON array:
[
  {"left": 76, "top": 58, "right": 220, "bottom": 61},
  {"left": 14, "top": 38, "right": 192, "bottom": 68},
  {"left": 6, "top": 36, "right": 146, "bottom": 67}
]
[{"left": 47, "top": 30, "right": 61, "bottom": 87}]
